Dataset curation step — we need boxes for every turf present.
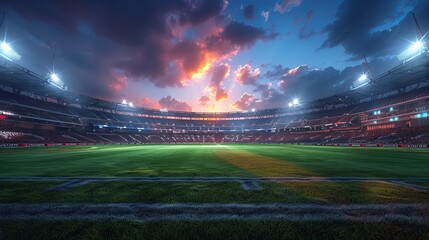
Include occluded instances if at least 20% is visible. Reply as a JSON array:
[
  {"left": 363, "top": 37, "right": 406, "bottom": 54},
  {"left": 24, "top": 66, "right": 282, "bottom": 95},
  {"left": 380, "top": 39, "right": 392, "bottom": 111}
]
[
  {"left": 0, "top": 181, "right": 428, "bottom": 203},
  {"left": 0, "top": 144, "right": 428, "bottom": 177},
  {"left": 1, "top": 220, "right": 428, "bottom": 240},
  {"left": 1, "top": 144, "right": 428, "bottom": 239}
]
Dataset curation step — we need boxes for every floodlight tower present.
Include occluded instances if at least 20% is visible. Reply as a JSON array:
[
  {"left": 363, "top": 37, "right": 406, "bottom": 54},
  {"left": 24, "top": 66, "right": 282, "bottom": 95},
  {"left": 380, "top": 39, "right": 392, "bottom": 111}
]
[
  {"left": 360, "top": 55, "right": 372, "bottom": 83},
  {"left": 46, "top": 53, "right": 67, "bottom": 90},
  {"left": 288, "top": 98, "right": 300, "bottom": 108},
  {"left": 0, "top": 12, "right": 21, "bottom": 62},
  {"left": 350, "top": 56, "right": 372, "bottom": 90},
  {"left": 398, "top": 13, "right": 428, "bottom": 63},
  {"left": 412, "top": 12, "right": 428, "bottom": 51},
  {"left": 364, "top": 55, "right": 371, "bottom": 77}
]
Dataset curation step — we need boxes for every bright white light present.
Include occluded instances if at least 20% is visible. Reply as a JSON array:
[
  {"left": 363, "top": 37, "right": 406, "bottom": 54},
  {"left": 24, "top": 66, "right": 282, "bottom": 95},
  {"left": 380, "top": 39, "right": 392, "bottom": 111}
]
[
  {"left": 0, "top": 42, "right": 11, "bottom": 53},
  {"left": 293, "top": 98, "right": 299, "bottom": 105},
  {"left": 410, "top": 41, "right": 424, "bottom": 52},
  {"left": 50, "top": 73, "right": 60, "bottom": 82},
  {"left": 398, "top": 40, "right": 427, "bottom": 62},
  {"left": 288, "top": 102, "right": 293, "bottom": 107},
  {"left": 0, "top": 41, "right": 21, "bottom": 61},
  {"left": 122, "top": 99, "right": 127, "bottom": 104},
  {"left": 251, "top": 108, "right": 256, "bottom": 112},
  {"left": 128, "top": 102, "right": 134, "bottom": 107},
  {"left": 358, "top": 74, "right": 367, "bottom": 81}
]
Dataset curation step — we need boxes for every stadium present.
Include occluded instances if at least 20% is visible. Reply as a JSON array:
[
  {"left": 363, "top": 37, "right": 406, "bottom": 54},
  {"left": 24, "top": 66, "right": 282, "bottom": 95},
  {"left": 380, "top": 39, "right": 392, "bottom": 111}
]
[
  {"left": 1, "top": 53, "right": 429, "bottom": 146},
  {"left": 1, "top": 1, "right": 429, "bottom": 240}
]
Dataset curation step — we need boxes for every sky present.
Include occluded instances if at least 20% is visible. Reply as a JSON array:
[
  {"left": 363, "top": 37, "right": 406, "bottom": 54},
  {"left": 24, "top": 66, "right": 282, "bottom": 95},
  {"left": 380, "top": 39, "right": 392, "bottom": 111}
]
[{"left": 0, "top": 0, "right": 427, "bottom": 112}]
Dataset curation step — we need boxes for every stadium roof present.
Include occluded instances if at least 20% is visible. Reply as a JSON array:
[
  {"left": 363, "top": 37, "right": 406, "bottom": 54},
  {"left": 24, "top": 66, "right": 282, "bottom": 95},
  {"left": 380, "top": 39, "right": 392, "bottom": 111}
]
[{"left": 302, "top": 52, "right": 429, "bottom": 109}]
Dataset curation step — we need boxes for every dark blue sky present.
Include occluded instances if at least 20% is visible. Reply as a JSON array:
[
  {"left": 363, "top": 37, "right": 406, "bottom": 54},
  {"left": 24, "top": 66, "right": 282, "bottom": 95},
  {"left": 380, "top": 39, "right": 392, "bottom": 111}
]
[{"left": 0, "top": 0, "right": 427, "bottom": 111}]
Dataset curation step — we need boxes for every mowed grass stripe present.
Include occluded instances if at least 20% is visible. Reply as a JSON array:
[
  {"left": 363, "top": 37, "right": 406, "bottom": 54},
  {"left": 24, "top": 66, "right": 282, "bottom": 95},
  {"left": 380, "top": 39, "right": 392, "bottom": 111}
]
[
  {"left": 215, "top": 146, "right": 316, "bottom": 177},
  {"left": 1, "top": 181, "right": 428, "bottom": 204},
  {"left": 228, "top": 145, "right": 429, "bottom": 177}
]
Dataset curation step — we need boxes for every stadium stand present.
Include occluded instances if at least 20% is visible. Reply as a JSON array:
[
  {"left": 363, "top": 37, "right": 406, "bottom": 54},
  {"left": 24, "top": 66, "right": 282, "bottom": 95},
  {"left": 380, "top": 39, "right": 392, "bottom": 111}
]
[{"left": 0, "top": 53, "right": 428, "bottom": 146}]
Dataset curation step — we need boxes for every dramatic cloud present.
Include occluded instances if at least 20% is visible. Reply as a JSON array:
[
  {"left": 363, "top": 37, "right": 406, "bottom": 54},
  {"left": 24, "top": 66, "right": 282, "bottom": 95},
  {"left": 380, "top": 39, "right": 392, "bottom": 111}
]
[
  {"left": 254, "top": 82, "right": 274, "bottom": 99},
  {"left": 171, "top": 40, "right": 210, "bottom": 80},
  {"left": 243, "top": 5, "right": 255, "bottom": 20},
  {"left": 252, "top": 82, "right": 287, "bottom": 109},
  {"left": 215, "top": 89, "right": 228, "bottom": 102},
  {"left": 274, "top": 0, "right": 302, "bottom": 13},
  {"left": 203, "top": 21, "right": 278, "bottom": 64},
  {"left": 109, "top": 74, "right": 128, "bottom": 92},
  {"left": 277, "top": 58, "right": 400, "bottom": 101},
  {"left": 277, "top": 65, "right": 340, "bottom": 100},
  {"left": 221, "top": 21, "right": 279, "bottom": 47},
  {"left": 231, "top": 92, "right": 256, "bottom": 110},
  {"left": 298, "top": 10, "right": 318, "bottom": 39},
  {"left": 208, "top": 63, "right": 230, "bottom": 101},
  {"left": 235, "top": 64, "right": 261, "bottom": 85},
  {"left": 1, "top": 0, "right": 281, "bottom": 102},
  {"left": 261, "top": 11, "right": 270, "bottom": 22},
  {"left": 264, "top": 64, "right": 290, "bottom": 79},
  {"left": 0, "top": 0, "right": 416, "bottom": 113},
  {"left": 159, "top": 96, "right": 192, "bottom": 112},
  {"left": 231, "top": 56, "right": 401, "bottom": 111},
  {"left": 210, "top": 64, "right": 230, "bottom": 88},
  {"left": 231, "top": 84, "right": 286, "bottom": 110},
  {"left": 1, "top": 0, "right": 231, "bottom": 92},
  {"left": 321, "top": 0, "right": 429, "bottom": 59},
  {"left": 199, "top": 96, "right": 211, "bottom": 107},
  {"left": 3, "top": 0, "right": 226, "bottom": 45},
  {"left": 139, "top": 97, "right": 160, "bottom": 109}
]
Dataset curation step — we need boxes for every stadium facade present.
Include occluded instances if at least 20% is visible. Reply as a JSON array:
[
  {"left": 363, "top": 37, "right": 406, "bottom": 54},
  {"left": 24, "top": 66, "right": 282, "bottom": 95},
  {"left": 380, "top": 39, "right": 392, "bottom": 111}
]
[{"left": 0, "top": 51, "right": 428, "bottom": 147}]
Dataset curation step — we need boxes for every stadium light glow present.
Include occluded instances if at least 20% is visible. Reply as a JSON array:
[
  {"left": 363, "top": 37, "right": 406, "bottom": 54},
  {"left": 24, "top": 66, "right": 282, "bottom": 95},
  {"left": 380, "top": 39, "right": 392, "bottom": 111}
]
[
  {"left": 251, "top": 108, "right": 256, "bottom": 112},
  {"left": 292, "top": 98, "right": 299, "bottom": 105},
  {"left": 50, "top": 73, "right": 60, "bottom": 82},
  {"left": 128, "top": 102, "right": 134, "bottom": 107},
  {"left": 289, "top": 99, "right": 300, "bottom": 108},
  {"left": 0, "top": 41, "right": 21, "bottom": 61},
  {"left": 122, "top": 99, "right": 127, "bottom": 104},
  {"left": 47, "top": 71, "right": 67, "bottom": 90},
  {"left": 410, "top": 40, "right": 424, "bottom": 52},
  {"left": 358, "top": 74, "right": 368, "bottom": 81},
  {"left": 0, "top": 42, "right": 11, "bottom": 53},
  {"left": 398, "top": 40, "right": 427, "bottom": 62},
  {"left": 351, "top": 72, "right": 370, "bottom": 90}
]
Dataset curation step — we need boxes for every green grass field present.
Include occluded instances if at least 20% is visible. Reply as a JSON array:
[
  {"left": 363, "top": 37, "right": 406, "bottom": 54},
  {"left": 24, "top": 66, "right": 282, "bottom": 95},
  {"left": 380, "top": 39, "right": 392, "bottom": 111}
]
[
  {"left": 1, "top": 144, "right": 429, "bottom": 177},
  {"left": 1, "top": 144, "right": 428, "bottom": 239}
]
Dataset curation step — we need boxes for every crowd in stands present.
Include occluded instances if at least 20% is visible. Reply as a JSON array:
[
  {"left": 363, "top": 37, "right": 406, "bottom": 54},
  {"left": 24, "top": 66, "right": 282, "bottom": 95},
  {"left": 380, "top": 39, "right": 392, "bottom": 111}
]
[
  {"left": 1, "top": 127, "right": 428, "bottom": 145},
  {"left": 1, "top": 85, "right": 428, "bottom": 145}
]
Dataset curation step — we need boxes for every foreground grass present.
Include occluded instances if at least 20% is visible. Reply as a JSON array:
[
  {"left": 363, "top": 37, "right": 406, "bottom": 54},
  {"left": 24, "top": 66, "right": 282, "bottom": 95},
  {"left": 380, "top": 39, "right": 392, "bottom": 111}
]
[
  {"left": 412, "top": 182, "right": 429, "bottom": 188},
  {"left": 1, "top": 220, "right": 428, "bottom": 240},
  {"left": 0, "top": 144, "right": 429, "bottom": 177},
  {"left": 1, "top": 181, "right": 427, "bottom": 203}
]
